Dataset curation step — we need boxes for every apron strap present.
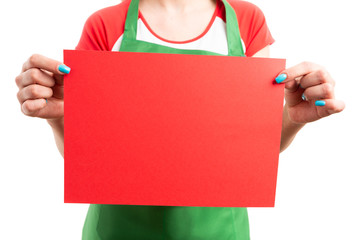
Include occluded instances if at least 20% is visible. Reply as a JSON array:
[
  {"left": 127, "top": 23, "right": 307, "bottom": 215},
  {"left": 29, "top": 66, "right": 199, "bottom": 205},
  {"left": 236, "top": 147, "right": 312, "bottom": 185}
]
[
  {"left": 122, "top": 0, "right": 245, "bottom": 56},
  {"left": 123, "top": 0, "right": 140, "bottom": 41},
  {"left": 222, "top": 0, "right": 244, "bottom": 56}
]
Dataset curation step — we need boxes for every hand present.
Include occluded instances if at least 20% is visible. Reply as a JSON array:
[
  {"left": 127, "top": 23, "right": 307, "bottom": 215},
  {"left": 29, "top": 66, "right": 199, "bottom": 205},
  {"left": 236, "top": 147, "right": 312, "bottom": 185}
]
[
  {"left": 15, "top": 54, "right": 70, "bottom": 120},
  {"left": 275, "top": 62, "right": 345, "bottom": 124}
]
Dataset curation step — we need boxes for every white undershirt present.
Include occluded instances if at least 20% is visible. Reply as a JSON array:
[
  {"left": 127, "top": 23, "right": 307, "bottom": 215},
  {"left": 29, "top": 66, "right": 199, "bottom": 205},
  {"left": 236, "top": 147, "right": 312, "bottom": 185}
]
[{"left": 111, "top": 17, "right": 246, "bottom": 55}]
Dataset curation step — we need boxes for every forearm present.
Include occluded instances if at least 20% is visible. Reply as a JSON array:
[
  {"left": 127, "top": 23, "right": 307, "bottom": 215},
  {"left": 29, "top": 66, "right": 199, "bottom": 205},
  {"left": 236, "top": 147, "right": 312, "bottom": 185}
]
[
  {"left": 280, "top": 104, "right": 305, "bottom": 153},
  {"left": 47, "top": 117, "right": 64, "bottom": 158}
]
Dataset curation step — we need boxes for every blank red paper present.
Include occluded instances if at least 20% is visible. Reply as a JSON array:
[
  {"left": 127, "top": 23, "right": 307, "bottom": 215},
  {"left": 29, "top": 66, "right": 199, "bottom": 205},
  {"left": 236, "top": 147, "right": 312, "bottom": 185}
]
[{"left": 64, "top": 50, "right": 285, "bottom": 207}]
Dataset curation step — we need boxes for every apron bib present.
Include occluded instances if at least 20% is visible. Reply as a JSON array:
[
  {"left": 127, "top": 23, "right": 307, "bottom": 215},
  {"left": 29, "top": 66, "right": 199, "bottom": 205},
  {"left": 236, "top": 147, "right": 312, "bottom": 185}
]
[{"left": 83, "top": 0, "right": 249, "bottom": 239}]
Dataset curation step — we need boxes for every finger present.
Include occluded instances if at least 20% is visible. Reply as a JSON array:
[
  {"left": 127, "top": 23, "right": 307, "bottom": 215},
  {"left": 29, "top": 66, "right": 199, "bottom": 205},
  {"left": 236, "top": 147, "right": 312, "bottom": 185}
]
[
  {"left": 315, "top": 99, "right": 345, "bottom": 117},
  {"left": 21, "top": 99, "right": 47, "bottom": 117},
  {"left": 22, "top": 54, "right": 71, "bottom": 75},
  {"left": 15, "top": 68, "right": 55, "bottom": 88},
  {"left": 52, "top": 84, "right": 64, "bottom": 99},
  {"left": 283, "top": 76, "right": 304, "bottom": 107},
  {"left": 302, "top": 83, "right": 334, "bottom": 101},
  {"left": 17, "top": 84, "right": 53, "bottom": 104},
  {"left": 284, "top": 78, "right": 300, "bottom": 93},
  {"left": 275, "top": 61, "right": 322, "bottom": 84},
  {"left": 299, "top": 69, "right": 335, "bottom": 89},
  {"left": 54, "top": 74, "right": 64, "bottom": 86},
  {"left": 42, "top": 69, "right": 64, "bottom": 86}
]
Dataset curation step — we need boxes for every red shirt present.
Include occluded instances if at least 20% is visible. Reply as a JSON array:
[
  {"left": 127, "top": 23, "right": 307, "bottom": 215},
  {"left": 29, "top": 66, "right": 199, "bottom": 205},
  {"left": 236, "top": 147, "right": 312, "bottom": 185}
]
[{"left": 76, "top": 0, "right": 274, "bottom": 57}]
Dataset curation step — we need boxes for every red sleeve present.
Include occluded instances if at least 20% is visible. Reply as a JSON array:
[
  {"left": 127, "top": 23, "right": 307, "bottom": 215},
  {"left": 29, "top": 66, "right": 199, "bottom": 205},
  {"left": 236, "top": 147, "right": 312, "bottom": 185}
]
[
  {"left": 228, "top": 0, "right": 275, "bottom": 57},
  {"left": 75, "top": 12, "right": 109, "bottom": 51},
  {"left": 75, "top": 0, "right": 131, "bottom": 51}
]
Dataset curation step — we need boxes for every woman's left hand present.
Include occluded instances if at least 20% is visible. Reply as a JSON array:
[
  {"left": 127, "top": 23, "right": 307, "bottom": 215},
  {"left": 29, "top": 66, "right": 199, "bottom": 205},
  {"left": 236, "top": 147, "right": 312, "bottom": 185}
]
[{"left": 275, "top": 61, "right": 345, "bottom": 124}]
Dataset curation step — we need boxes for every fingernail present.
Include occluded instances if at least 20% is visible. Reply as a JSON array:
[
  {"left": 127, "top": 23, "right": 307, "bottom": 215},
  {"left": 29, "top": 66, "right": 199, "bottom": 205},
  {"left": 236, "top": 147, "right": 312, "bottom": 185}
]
[
  {"left": 275, "top": 73, "right": 287, "bottom": 83},
  {"left": 58, "top": 64, "right": 71, "bottom": 74},
  {"left": 45, "top": 98, "right": 48, "bottom": 104},
  {"left": 302, "top": 94, "right": 307, "bottom": 101},
  {"left": 315, "top": 100, "right": 326, "bottom": 106}
]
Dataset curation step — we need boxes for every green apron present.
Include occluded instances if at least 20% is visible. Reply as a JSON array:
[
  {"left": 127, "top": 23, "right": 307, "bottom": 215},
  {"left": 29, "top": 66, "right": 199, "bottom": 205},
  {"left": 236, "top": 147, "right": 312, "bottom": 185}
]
[{"left": 82, "top": 0, "right": 249, "bottom": 239}]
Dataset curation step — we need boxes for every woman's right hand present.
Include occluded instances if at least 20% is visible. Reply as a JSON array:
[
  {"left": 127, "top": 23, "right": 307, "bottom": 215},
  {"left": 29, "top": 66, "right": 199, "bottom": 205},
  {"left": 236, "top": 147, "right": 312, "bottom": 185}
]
[{"left": 15, "top": 54, "right": 70, "bottom": 120}]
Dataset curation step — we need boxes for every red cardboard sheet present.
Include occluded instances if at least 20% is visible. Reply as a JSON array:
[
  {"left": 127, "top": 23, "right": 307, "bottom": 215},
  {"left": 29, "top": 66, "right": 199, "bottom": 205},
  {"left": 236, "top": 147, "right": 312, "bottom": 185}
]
[{"left": 64, "top": 50, "right": 285, "bottom": 207}]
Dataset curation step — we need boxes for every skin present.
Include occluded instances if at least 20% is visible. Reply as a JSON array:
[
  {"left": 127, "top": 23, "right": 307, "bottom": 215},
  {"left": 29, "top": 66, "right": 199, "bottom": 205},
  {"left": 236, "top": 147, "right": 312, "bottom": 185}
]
[
  {"left": 139, "top": 0, "right": 217, "bottom": 41},
  {"left": 15, "top": 0, "right": 345, "bottom": 157}
]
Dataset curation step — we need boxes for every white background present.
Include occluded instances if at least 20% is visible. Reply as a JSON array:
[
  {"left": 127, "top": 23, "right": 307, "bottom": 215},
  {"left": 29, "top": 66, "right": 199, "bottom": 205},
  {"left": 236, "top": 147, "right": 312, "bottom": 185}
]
[{"left": 0, "top": 0, "right": 359, "bottom": 239}]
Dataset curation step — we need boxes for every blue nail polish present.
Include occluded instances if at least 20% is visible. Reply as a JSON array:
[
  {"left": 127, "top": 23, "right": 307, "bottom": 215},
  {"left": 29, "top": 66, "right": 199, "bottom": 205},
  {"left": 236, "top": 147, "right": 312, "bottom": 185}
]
[
  {"left": 45, "top": 98, "right": 48, "bottom": 103},
  {"left": 302, "top": 94, "right": 307, "bottom": 101},
  {"left": 58, "top": 64, "right": 71, "bottom": 74},
  {"left": 275, "top": 73, "right": 287, "bottom": 83},
  {"left": 315, "top": 100, "right": 326, "bottom": 106}
]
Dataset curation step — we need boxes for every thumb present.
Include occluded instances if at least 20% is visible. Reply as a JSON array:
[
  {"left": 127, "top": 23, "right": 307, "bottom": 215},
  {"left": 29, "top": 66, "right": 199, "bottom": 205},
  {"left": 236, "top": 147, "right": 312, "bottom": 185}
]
[
  {"left": 275, "top": 61, "right": 320, "bottom": 85},
  {"left": 23, "top": 54, "right": 71, "bottom": 76}
]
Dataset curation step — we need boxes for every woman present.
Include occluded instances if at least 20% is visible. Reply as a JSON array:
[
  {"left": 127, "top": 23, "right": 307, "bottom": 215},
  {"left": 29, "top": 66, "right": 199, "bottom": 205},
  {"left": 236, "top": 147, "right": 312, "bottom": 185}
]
[{"left": 15, "top": 0, "right": 345, "bottom": 239}]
